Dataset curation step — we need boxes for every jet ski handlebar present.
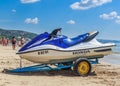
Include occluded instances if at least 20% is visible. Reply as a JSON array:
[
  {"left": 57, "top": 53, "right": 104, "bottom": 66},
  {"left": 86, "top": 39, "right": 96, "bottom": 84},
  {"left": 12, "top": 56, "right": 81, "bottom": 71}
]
[{"left": 50, "top": 28, "right": 62, "bottom": 37}]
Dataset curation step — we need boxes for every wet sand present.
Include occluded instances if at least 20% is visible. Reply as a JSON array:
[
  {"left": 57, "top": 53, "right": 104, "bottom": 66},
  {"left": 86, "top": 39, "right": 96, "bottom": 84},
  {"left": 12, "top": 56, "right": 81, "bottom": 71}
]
[{"left": 0, "top": 45, "right": 120, "bottom": 86}]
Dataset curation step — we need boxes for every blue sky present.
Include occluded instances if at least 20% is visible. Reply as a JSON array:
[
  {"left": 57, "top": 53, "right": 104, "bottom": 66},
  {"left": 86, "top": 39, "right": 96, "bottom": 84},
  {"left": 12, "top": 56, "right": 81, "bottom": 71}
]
[{"left": 0, "top": 0, "right": 120, "bottom": 40}]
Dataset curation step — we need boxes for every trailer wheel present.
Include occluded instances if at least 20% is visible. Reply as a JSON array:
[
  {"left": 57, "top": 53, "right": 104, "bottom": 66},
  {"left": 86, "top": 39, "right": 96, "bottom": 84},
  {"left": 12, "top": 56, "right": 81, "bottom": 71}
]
[{"left": 73, "top": 59, "right": 91, "bottom": 76}]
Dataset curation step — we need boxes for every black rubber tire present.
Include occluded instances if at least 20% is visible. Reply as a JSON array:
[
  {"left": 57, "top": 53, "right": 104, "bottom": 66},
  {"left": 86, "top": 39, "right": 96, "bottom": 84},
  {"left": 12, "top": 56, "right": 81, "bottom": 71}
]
[{"left": 73, "top": 58, "right": 91, "bottom": 76}]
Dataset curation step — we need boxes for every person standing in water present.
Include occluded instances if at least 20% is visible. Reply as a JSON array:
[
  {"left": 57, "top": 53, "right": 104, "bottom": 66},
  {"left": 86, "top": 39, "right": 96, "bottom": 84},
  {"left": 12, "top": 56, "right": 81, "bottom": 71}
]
[{"left": 11, "top": 36, "right": 17, "bottom": 50}]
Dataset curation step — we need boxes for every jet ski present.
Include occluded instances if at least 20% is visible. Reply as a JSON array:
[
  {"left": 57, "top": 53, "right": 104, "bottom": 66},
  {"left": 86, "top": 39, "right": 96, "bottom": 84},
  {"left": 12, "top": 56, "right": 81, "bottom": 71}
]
[{"left": 17, "top": 28, "right": 115, "bottom": 64}]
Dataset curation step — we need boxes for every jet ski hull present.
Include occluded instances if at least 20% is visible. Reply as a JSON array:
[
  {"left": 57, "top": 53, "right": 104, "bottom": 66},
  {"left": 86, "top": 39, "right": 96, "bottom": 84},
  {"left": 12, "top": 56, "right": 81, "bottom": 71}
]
[
  {"left": 18, "top": 46, "right": 113, "bottom": 64},
  {"left": 17, "top": 29, "right": 115, "bottom": 64}
]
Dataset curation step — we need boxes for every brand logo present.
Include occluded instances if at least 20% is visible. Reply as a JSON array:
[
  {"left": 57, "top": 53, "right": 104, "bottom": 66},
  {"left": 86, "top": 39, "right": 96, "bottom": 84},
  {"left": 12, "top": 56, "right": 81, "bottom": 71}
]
[{"left": 73, "top": 50, "right": 90, "bottom": 55}]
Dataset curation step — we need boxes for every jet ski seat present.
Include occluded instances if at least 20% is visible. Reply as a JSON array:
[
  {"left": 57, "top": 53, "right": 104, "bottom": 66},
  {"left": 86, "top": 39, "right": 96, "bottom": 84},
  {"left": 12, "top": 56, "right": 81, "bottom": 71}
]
[{"left": 63, "top": 33, "right": 89, "bottom": 46}]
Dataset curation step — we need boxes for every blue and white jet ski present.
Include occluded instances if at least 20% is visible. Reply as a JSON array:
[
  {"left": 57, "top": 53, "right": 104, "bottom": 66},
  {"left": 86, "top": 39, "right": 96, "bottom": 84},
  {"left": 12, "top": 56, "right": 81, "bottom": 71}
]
[{"left": 17, "top": 28, "right": 115, "bottom": 64}]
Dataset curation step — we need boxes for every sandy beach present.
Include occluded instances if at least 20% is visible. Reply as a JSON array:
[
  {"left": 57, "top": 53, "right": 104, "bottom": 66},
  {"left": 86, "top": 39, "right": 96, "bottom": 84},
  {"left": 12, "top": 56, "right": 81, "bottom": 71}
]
[{"left": 0, "top": 45, "right": 120, "bottom": 86}]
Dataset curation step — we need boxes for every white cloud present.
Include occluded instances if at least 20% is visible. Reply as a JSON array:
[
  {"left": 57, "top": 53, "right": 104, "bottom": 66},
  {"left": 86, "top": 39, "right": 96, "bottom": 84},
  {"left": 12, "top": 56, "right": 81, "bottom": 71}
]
[
  {"left": 116, "top": 16, "right": 120, "bottom": 20},
  {"left": 21, "top": 0, "right": 40, "bottom": 4},
  {"left": 100, "top": 11, "right": 120, "bottom": 24},
  {"left": 12, "top": 9, "right": 16, "bottom": 13},
  {"left": 115, "top": 20, "right": 120, "bottom": 24},
  {"left": 100, "top": 11, "right": 117, "bottom": 20},
  {"left": 25, "top": 17, "right": 39, "bottom": 24},
  {"left": 70, "top": 0, "right": 112, "bottom": 10},
  {"left": 67, "top": 20, "right": 76, "bottom": 24}
]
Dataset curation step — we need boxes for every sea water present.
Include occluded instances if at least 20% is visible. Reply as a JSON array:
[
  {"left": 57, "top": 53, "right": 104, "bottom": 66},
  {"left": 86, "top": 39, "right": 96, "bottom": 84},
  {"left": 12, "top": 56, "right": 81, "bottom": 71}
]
[
  {"left": 99, "top": 40, "right": 120, "bottom": 65},
  {"left": 113, "top": 42, "right": 120, "bottom": 52}
]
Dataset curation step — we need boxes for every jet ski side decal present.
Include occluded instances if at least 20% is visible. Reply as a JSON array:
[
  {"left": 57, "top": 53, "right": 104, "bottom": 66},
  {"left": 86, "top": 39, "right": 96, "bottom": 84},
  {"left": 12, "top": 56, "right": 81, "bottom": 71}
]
[
  {"left": 73, "top": 49, "right": 90, "bottom": 55},
  {"left": 38, "top": 50, "right": 49, "bottom": 55}
]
